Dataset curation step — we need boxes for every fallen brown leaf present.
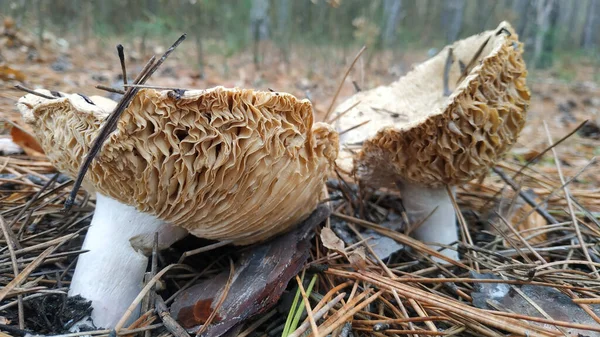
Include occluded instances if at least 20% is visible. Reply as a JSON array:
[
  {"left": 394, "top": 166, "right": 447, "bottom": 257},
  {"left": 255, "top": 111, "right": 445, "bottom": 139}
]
[
  {"left": 10, "top": 125, "right": 45, "bottom": 157},
  {"left": 0, "top": 64, "right": 26, "bottom": 82}
]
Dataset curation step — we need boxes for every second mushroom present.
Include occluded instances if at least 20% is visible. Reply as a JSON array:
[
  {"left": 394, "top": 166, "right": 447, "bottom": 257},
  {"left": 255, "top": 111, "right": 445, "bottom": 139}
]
[{"left": 333, "top": 21, "right": 530, "bottom": 260}]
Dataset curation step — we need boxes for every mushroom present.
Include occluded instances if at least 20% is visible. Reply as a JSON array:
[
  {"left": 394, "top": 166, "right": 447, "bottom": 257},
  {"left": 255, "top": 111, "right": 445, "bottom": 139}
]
[
  {"left": 16, "top": 87, "right": 339, "bottom": 328},
  {"left": 333, "top": 21, "right": 530, "bottom": 260}
]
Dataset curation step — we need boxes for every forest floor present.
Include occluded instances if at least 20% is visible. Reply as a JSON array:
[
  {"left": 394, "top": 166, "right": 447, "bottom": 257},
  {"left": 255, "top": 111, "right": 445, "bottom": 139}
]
[{"left": 1, "top": 29, "right": 600, "bottom": 337}]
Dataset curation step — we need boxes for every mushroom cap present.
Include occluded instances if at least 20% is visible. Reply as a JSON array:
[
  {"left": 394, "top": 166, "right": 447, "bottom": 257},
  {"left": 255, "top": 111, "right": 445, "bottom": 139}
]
[
  {"left": 17, "top": 87, "right": 339, "bottom": 245},
  {"left": 333, "top": 21, "right": 530, "bottom": 188}
]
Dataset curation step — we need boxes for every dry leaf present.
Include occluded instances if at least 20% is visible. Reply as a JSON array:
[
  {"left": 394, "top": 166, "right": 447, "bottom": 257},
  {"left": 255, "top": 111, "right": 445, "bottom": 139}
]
[
  {"left": 10, "top": 125, "right": 45, "bottom": 157},
  {"left": 170, "top": 205, "right": 330, "bottom": 336},
  {"left": 0, "top": 316, "right": 10, "bottom": 325},
  {"left": 492, "top": 188, "right": 548, "bottom": 247},
  {"left": 510, "top": 201, "right": 547, "bottom": 245},
  {"left": 348, "top": 246, "right": 368, "bottom": 271},
  {"left": 0, "top": 64, "right": 25, "bottom": 81},
  {"left": 321, "top": 227, "right": 347, "bottom": 257}
]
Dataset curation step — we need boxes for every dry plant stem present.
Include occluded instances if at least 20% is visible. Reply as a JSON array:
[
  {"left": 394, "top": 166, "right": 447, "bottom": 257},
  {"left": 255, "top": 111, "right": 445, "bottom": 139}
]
[
  {"left": 64, "top": 54, "right": 157, "bottom": 210},
  {"left": 14, "top": 84, "right": 56, "bottom": 100},
  {"left": 484, "top": 309, "right": 600, "bottom": 333},
  {"left": 353, "top": 272, "right": 559, "bottom": 337},
  {"left": 338, "top": 120, "right": 370, "bottom": 136},
  {"left": 288, "top": 293, "right": 346, "bottom": 337},
  {"left": 295, "top": 275, "right": 320, "bottom": 337},
  {"left": 96, "top": 84, "right": 125, "bottom": 95},
  {"left": 481, "top": 120, "right": 589, "bottom": 212},
  {"left": 344, "top": 224, "right": 419, "bottom": 333},
  {"left": 443, "top": 47, "right": 454, "bottom": 96},
  {"left": 177, "top": 239, "right": 233, "bottom": 263},
  {"left": 514, "top": 157, "right": 597, "bottom": 227},
  {"left": 333, "top": 212, "right": 469, "bottom": 269},
  {"left": 0, "top": 245, "right": 55, "bottom": 302},
  {"left": 65, "top": 34, "right": 186, "bottom": 210},
  {"left": 123, "top": 84, "right": 193, "bottom": 91},
  {"left": 573, "top": 297, "right": 600, "bottom": 304},
  {"left": 310, "top": 281, "right": 353, "bottom": 313},
  {"left": 492, "top": 167, "right": 559, "bottom": 224},
  {"left": 354, "top": 328, "right": 447, "bottom": 335},
  {"left": 543, "top": 121, "right": 598, "bottom": 277},
  {"left": 115, "top": 263, "right": 197, "bottom": 332},
  {"left": 564, "top": 289, "right": 600, "bottom": 325},
  {"left": 195, "top": 258, "right": 235, "bottom": 336},
  {"left": 311, "top": 291, "right": 383, "bottom": 337},
  {"left": 396, "top": 181, "right": 459, "bottom": 261},
  {"left": 10, "top": 172, "right": 60, "bottom": 248},
  {"left": 494, "top": 211, "right": 547, "bottom": 263},
  {"left": 155, "top": 295, "right": 190, "bottom": 337},
  {"left": 68, "top": 193, "right": 170, "bottom": 329},
  {"left": 456, "top": 36, "right": 490, "bottom": 85},
  {"left": 446, "top": 185, "right": 478, "bottom": 271},
  {"left": 0, "top": 215, "right": 24, "bottom": 329},
  {"left": 117, "top": 44, "right": 127, "bottom": 85},
  {"left": 323, "top": 45, "right": 366, "bottom": 122},
  {"left": 327, "top": 100, "right": 361, "bottom": 124}
]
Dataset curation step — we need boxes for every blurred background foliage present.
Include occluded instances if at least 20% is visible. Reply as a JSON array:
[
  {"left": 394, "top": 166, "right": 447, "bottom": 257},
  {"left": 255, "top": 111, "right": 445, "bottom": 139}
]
[{"left": 1, "top": 0, "right": 599, "bottom": 80}]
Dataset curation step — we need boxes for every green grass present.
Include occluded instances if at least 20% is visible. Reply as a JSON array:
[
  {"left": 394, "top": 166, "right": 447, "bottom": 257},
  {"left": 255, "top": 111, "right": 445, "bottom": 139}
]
[{"left": 281, "top": 273, "right": 318, "bottom": 337}]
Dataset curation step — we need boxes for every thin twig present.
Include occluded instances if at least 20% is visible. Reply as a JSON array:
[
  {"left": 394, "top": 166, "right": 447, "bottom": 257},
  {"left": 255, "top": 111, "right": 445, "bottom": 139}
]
[
  {"left": 338, "top": 120, "right": 370, "bottom": 136},
  {"left": 443, "top": 47, "right": 454, "bottom": 96},
  {"left": 543, "top": 121, "right": 598, "bottom": 277},
  {"left": 114, "top": 263, "right": 196, "bottom": 332},
  {"left": 117, "top": 44, "right": 127, "bottom": 86},
  {"left": 492, "top": 167, "right": 559, "bottom": 224},
  {"left": 14, "top": 84, "right": 56, "bottom": 100},
  {"left": 65, "top": 34, "right": 187, "bottom": 210},
  {"left": 0, "top": 215, "right": 24, "bottom": 328},
  {"left": 481, "top": 120, "right": 589, "bottom": 211},
  {"left": 288, "top": 293, "right": 346, "bottom": 337},
  {"left": 177, "top": 239, "right": 232, "bottom": 264},
  {"left": 195, "top": 258, "right": 235, "bottom": 336},
  {"left": 95, "top": 84, "right": 125, "bottom": 95},
  {"left": 323, "top": 46, "right": 366, "bottom": 122},
  {"left": 295, "top": 275, "right": 320, "bottom": 337}
]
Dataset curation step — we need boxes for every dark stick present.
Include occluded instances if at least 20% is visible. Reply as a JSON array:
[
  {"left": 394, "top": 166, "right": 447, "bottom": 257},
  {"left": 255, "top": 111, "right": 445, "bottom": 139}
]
[
  {"left": 14, "top": 85, "right": 55, "bottom": 100},
  {"left": 96, "top": 84, "right": 125, "bottom": 95},
  {"left": 443, "top": 47, "right": 454, "bottom": 96},
  {"left": 123, "top": 84, "right": 192, "bottom": 91},
  {"left": 138, "top": 34, "right": 187, "bottom": 84},
  {"left": 63, "top": 55, "right": 156, "bottom": 210},
  {"left": 0, "top": 324, "right": 33, "bottom": 336},
  {"left": 492, "top": 167, "right": 559, "bottom": 225},
  {"left": 155, "top": 295, "right": 190, "bottom": 337},
  {"left": 8, "top": 173, "right": 60, "bottom": 249},
  {"left": 64, "top": 34, "right": 187, "bottom": 211},
  {"left": 459, "top": 60, "right": 466, "bottom": 74},
  {"left": 352, "top": 80, "right": 362, "bottom": 92},
  {"left": 496, "top": 27, "right": 511, "bottom": 36},
  {"left": 117, "top": 44, "right": 127, "bottom": 86},
  {"left": 456, "top": 35, "right": 491, "bottom": 85}
]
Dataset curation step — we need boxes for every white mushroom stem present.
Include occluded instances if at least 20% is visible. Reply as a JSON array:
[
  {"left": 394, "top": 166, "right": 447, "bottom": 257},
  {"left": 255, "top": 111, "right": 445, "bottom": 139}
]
[
  {"left": 68, "top": 193, "right": 187, "bottom": 329},
  {"left": 396, "top": 181, "right": 459, "bottom": 260}
]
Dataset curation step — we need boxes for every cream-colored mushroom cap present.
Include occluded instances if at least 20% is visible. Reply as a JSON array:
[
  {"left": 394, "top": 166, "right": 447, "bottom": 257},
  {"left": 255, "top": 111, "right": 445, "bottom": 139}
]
[
  {"left": 17, "top": 87, "right": 339, "bottom": 245},
  {"left": 333, "top": 21, "right": 530, "bottom": 188}
]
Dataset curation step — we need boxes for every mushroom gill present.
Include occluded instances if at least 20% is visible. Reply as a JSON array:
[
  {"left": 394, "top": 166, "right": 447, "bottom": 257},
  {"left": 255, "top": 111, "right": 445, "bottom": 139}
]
[{"left": 18, "top": 87, "right": 339, "bottom": 245}]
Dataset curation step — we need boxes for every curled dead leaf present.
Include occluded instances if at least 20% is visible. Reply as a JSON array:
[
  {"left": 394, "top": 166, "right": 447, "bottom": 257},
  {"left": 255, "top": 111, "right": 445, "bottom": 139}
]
[
  {"left": 10, "top": 125, "right": 45, "bottom": 157},
  {"left": 349, "top": 246, "right": 368, "bottom": 271},
  {"left": 320, "top": 227, "right": 347, "bottom": 258},
  {"left": 0, "top": 64, "right": 25, "bottom": 81}
]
